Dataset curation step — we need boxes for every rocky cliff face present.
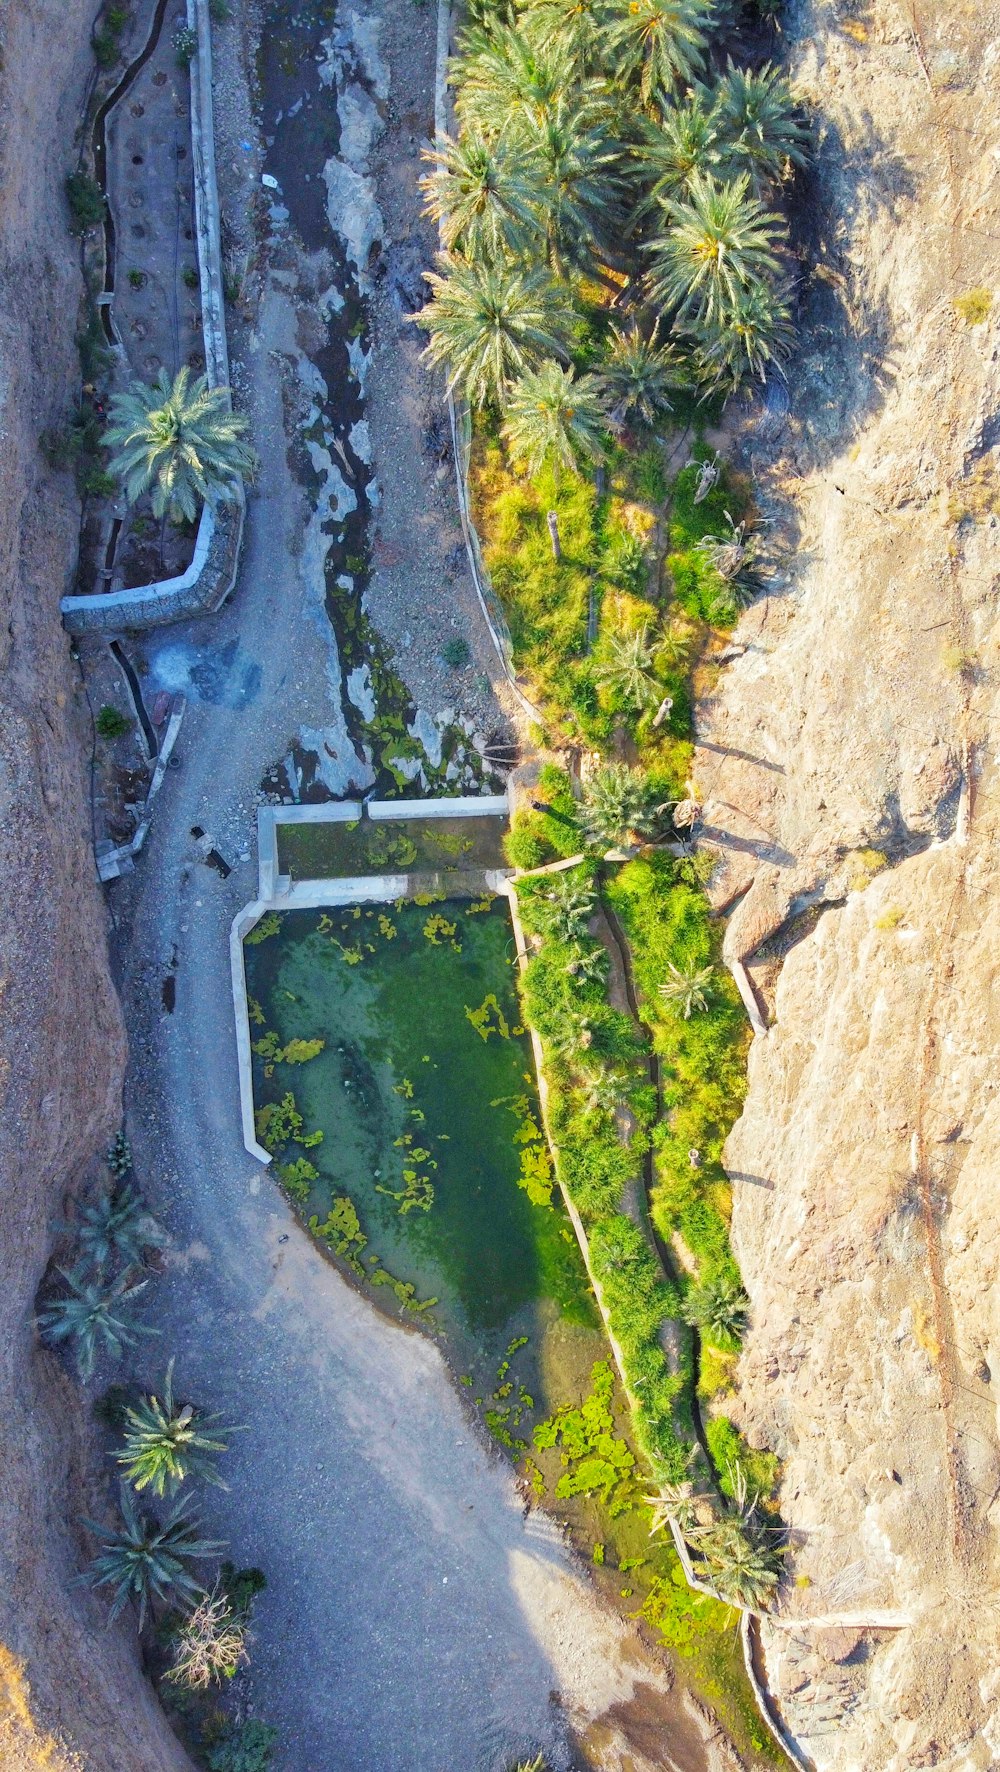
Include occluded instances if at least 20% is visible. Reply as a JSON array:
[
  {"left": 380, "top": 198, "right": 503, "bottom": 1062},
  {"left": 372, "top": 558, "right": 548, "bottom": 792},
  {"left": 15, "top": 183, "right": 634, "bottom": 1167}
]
[
  {"left": 704, "top": 2, "right": 1000, "bottom": 1765},
  {"left": 0, "top": 2, "right": 190, "bottom": 1765}
]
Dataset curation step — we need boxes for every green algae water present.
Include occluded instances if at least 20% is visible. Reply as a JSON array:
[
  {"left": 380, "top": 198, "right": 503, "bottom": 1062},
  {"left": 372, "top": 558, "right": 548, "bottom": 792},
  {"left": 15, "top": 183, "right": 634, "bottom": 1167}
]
[{"left": 246, "top": 896, "right": 603, "bottom": 1409}]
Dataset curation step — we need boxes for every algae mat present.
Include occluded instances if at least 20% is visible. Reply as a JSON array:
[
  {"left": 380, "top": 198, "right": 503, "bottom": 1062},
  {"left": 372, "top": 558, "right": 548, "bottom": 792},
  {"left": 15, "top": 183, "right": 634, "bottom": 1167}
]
[{"left": 246, "top": 897, "right": 601, "bottom": 1399}]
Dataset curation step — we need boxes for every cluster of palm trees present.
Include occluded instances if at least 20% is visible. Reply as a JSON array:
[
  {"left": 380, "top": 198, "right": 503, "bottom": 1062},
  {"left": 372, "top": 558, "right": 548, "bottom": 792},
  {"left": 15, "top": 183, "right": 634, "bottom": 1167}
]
[
  {"left": 81, "top": 1357, "right": 242, "bottom": 1667},
  {"left": 419, "top": 0, "right": 808, "bottom": 465},
  {"left": 38, "top": 1145, "right": 250, "bottom": 1677},
  {"left": 648, "top": 1459, "right": 782, "bottom": 1610},
  {"left": 38, "top": 1139, "right": 163, "bottom": 1381}
]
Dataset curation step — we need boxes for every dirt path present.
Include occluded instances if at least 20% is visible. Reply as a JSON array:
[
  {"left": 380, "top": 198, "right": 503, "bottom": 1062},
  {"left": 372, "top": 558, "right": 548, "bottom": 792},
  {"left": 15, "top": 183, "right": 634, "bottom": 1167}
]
[{"left": 100, "top": 2, "right": 750, "bottom": 1767}]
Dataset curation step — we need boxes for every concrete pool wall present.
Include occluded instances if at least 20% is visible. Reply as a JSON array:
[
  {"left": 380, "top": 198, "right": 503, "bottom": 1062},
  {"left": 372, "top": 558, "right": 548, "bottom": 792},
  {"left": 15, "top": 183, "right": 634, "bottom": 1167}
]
[{"left": 232, "top": 792, "right": 511, "bottom": 1162}]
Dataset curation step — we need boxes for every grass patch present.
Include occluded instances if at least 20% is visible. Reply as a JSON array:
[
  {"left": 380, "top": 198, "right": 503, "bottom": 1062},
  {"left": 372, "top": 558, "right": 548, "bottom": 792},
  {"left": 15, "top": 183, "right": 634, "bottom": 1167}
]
[{"left": 954, "top": 287, "right": 992, "bottom": 326}]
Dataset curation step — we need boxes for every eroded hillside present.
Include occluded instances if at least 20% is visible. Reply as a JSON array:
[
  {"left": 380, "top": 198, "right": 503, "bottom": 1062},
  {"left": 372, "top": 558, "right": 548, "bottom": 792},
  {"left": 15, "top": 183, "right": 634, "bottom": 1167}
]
[
  {"left": 0, "top": 1, "right": 191, "bottom": 1764},
  {"left": 706, "top": 1, "right": 1000, "bottom": 1764}
]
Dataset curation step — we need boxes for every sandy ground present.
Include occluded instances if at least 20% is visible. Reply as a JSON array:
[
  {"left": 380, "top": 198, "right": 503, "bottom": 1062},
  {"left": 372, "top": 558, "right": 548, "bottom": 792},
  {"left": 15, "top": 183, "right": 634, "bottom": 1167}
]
[{"left": 101, "top": 7, "right": 745, "bottom": 1766}]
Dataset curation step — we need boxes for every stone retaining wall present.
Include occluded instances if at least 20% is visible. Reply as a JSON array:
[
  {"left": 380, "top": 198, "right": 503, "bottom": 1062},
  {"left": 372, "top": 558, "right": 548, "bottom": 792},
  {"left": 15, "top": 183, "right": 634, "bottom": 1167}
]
[{"left": 61, "top": 0, "right": 244, "bottom": 635}]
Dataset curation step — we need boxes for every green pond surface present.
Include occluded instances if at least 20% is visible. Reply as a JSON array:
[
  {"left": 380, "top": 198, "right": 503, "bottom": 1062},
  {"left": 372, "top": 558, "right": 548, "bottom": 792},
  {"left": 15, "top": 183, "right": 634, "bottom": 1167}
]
[
  {"left": 246, "top": 897, "right": 603, "bottom": 1407},
  {"left": 276, "top": 815, "right": 509, "bottom": 882}
]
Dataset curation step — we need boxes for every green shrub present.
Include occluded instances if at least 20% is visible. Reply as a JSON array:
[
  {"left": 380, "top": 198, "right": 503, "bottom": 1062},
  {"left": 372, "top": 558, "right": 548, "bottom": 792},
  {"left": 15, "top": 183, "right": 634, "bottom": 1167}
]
[
  {"left": 505, "top": 812, "right": 551, "bottom": 870},
  {"left": 703, "top": 1415, "right": 780, "bottom": 1508},
  {"left": 440, "top": 636, "right": 472, "bottom": 669},
  {"left": 206, "top": 1721, "right": 278, "bottom": 1772},
  {"left": 80, "top": 462, "right": 118, "bottom": 497},
  {"left": 66, "top": 172, "right": 106, "bottom": 234},
  {"left": 96, "top": 704, "right": 130, "bottom": 738},
  {"left": 174, "top": 23, "right": 197, "bottom": 65}
]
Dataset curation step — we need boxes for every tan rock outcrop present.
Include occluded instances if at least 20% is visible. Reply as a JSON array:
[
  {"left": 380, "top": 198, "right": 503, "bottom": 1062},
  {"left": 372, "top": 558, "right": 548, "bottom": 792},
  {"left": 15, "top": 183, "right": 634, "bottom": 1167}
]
[
  {"left": 0, "top": 2, "right": 191, "bottom": 1765},
  {"left": 702, "top": 3, "right": 1000, "bottom": 1764}
]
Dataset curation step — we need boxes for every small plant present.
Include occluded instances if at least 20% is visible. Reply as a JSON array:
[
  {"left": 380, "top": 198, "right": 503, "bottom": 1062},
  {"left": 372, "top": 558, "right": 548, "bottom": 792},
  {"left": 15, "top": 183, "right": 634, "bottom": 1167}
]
[
  {"left": 684, "top": 1271, "right": 748, "bottom": 1342},
  {"left": 117, "top": 1359, "right": 236, "bottom": 1495},
  {"left": 65, "top": 171, "right": 106, "bottom": 234},
  {"left": 595, "top": 625, "right": 662, "bottom": 711},
  {"left": 208, "top": 0, "right": 231, "bottom": 19},
  {"left": 539, "top": 870, "right": 596, "bottom": 943},
  {"left": 954, "top": 288, "right": 992, "bottom": 326},
  {"left": 206, "top": 1720, "right": 279, "bottom": 1772},
  {"left": 182, "top": 265, "right": 199, "bottom": 290},
  {"left": 96, "top": 704, "right": 131, "bottom": 739},
  {"left": 173, "top": 23, "right": 198, "bottom": 66},
  {"left": 107, "top": 1131, "right": 133, "bottom": 1177},
  {"left": 80, "top": 462, "right": 119, "bottom": 497},
  {"left": 37, "top": 1266, "right": 154, "bottom": 1382},
  {"left": 78, "top": 1183, "right": 164, "bottom": 1273},
  {"left": 166, "top": 1582, "right": 249, "bottom": 1688},
  {"left": 128, "top": 268, "right": 145, "bottom": 289},
  {"left": 81, "top": 1486, "right": 222, "bottom": 1626},
  {"left": 844, "top": 847, "right": 887, "bottom": 892},
  {"left": 875, "top": 905, "right": 904, "bottom": 931},
  {"left": 579, "top": 1068, "right": 632, "bottom": 1116},
  {"left": 92, "top": 25, "right": 123, "bottom": 68},
  {"left": 659, "top": 960, "right": 713, "bottom": 1019},
  {"left": 440, "top": 635, "right": 472, "bottom": 669}
]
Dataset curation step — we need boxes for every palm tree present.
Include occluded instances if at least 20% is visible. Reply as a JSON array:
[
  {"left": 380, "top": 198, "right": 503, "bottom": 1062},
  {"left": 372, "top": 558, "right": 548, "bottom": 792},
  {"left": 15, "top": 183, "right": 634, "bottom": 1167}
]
[
  {"left": 81, "top": 1487, "right": 223, "bottom": 1627},
  {"left": 547, "top": 1012, "right": 594, "bottom": 1060},
  {"left": 513, "top": 101, "right": 623, "bottom": 275},
  {"left": 541, "top": 871, "right": 597, "bottom": 941},
  {"left": 104, "top": 368, "right": 256, "bottom": 523},
  {"left": 693, "top": 1514, "right": 781, "bottom": 1610},
  {"left": 659, "top": 959, "right": 713, "bottom": 1017},
  {"left": 692, "top": 276, "right": 794, "bottom": 386},
  {"left": 166, "top": 1582, "right": 249, "bottom": 1689},
  {"left": 454, "top": 17, "right": 582, "bottom": 138},
  {"left": 684, "top": 1271, "right": 748, "bottom": 1341},
  {"left": 604, "top": 0, "right": 713, "bottom": 103},
  {"left": 637, "top": 90, "right": 723, "bottom": 205},
  {"left": 37, "top": 1266, "right": 154, "bottom": 1382},
  {"left": 594, "top": 326, "right": 688, "bottom": 434},
  {"left": 419, "top": 257, "right": 574, "bottom": 408},
  {"left": 77, "top": 1185, "right": 165, "bottom": 1275},
  {"left": 117, "top": 1360, "right": 236, "bottom": 1496},
  {"left": 501, "top": 362, "right": 606, "bottom": 476},
  {"left": 566, "top": 941, "right": 609, "bottom": 985},
  {"left": 419, "top": 131, "right": 538, "bottom": 261},
  {"left": 646, "top": 1461, "right": 704, "bottom": 1538},
  {"left": 595, "top": 625, "right": 662, "bottom": 710},
  {"left": 580, "top": 763, "right": 661, "bottom": 848},
  {"left": 647, "top": 171, "right": 785, "bottom": 330},
  {"left": 580, "top": 1068, "right": 632, "bottom": 1115},
  {"left": 714, "top": 61, "right": 810, "bottom": 190}
]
